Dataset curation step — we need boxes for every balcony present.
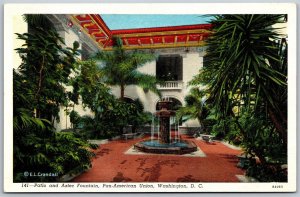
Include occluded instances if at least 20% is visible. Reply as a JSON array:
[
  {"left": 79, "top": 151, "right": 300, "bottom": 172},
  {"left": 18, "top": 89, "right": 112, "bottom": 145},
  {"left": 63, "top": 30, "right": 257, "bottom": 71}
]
[{"left": 156, "top": 81, "right": 184, "bottom": 90}]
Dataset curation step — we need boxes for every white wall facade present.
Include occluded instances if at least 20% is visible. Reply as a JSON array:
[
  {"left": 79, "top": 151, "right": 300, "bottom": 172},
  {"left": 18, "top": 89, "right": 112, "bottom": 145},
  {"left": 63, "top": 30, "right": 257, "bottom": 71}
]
[
  {"left": 110, "top": 48, "right": 204, "bottom": 128},
  {"left": 54, "top": 28, "right": 96, "bottom": 131},
  {"left": 13, "top": 15, "right": 27, "bottom": 70}
]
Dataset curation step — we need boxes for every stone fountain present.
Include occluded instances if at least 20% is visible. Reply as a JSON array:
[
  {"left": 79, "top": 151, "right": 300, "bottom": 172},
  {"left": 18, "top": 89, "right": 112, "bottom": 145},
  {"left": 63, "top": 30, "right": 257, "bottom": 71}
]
[
  {"left": 156, "top": 100, "right": 175, "bottom": 144},
  {"left": 134, "top": 99, "right": 197, "bottom": 155}
]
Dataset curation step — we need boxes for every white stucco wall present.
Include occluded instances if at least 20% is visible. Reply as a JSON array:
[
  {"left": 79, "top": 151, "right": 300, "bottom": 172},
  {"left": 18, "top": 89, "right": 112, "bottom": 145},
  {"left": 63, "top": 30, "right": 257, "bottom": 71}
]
[
  {"left": 182, "top": 53, "right": 203, "bottom": 94},
  {"left": 137, "top": 60, "right": 156, "bottom": 75},
  {"left": 54, "top": 99, "right": 94, "bottom": 131},
  {"left": 110, "top": 49, "right": 203, "bottom": 128},
  {"left": 181, "top": 51, "right": 204, "bottom": 127},
  {"left": 13, "top": 15, "right": 27, "bottom": 70},
  {"left": 54, "top": 29, "right": 95, "bottom": 131}
]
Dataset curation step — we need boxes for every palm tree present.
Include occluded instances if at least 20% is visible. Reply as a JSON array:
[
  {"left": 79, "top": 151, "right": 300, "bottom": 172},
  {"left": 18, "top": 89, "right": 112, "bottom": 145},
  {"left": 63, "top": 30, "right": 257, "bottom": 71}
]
[
  {"left": 177, "top": 88, "right": 209, "bottom": 132},
  {"left": 94, "top": 37, "right": 161, "bottom": 99},
  {"left": 192, "top": 15, "right": 287, "bottom": 147}
]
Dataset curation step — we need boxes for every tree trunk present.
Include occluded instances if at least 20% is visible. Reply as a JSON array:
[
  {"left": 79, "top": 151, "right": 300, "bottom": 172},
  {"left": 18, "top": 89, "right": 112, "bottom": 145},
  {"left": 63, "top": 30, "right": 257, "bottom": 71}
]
[
  {"left": 268, "top": 107, "right": 287, "bottom": 149},
  {"left": 120, "top": 84, "right": 125, "bottom": 99},
  {"left": 197, "top": 117, "right": 204, "bottom": 134},
  {"left": 35, "top": 56, "right": 45, "bottom": 119},
  {"left": 119, "top": 84, "right": 126, "bottom": 134},
  {"left": 230, "top": 110, "right": 246, "bottom": 136},
  {"left": 253, "top": 147, "right": 267, "bottom": 165}
]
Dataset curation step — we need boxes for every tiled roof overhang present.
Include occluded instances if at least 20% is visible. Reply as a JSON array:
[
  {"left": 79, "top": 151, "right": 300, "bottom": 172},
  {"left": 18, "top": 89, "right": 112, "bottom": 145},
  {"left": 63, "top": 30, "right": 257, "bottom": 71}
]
[{"left": 72, "top": 14, "right": 212, "bottom": 50}]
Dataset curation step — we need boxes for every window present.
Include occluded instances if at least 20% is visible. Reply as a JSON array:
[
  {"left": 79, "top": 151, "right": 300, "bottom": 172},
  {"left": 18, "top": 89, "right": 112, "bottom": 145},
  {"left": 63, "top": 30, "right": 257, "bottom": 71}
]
[{"left": 156, "top": 55, "right": 183, "bottom": 81}]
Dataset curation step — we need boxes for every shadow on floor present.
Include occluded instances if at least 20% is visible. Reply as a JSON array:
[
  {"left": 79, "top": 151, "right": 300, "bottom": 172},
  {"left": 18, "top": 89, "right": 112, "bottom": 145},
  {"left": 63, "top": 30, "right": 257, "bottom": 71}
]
[
  {"left": 96, "top": 148, "right": 111, "bottom": 157},
  {"left": 176, "top": 174, "right": 201, "bottom": 182},
  {"left": 113, "top": 172, "right": 132, "bottom": 182},
  {"left": 218, "top": 154, "right": 239, "bottom": 164},
  {"left": 136, "top": 158, "right": 180, "bottom": 182}
]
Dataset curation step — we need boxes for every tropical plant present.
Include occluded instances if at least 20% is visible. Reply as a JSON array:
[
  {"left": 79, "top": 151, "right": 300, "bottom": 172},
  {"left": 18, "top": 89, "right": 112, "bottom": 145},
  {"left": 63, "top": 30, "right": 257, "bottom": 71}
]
[
  {"left": 233, "top": 110, "right": 284, "bottom": 160},
  {"left": 23, "top": 14, "right": 55, "bottom": 31},
  {"left": 14, "top": 124, "right": 97, "bottom": 182},
  {"left": 191, "top": 14, "right": 287, "bottom": 147},
  {"left": 74, "top": 37, "right": 161, "bottom": 136},
  {"left": 15, "top": 15, "right": 80, "bottom": 121},
  {"left": 246, "top": 162, "right": 287, "bottom": 182},
  {"left": 94, "top": 37, "right": 161, "bottom": 99},
  {"left": 127, "top": 98, "right": 152, "bottom": 133},
  {"left": 14, "top": 70, "right": 97, "bottom": 182},
  {"left": 13, "top": 14, "right": 97, "bottom": 182},
  {"left": 211, "top": 118, "right": 233, "bottom": 139},
  {"left": 70, "top": 60, "right": 111, "bottom": 110},
  {"left": 240, "top": 112, "right": 287, "bottom": 182},
  {"left": 177, "top": 88, "right": 210, "bottom": 132},
  {"left": 69, "top": 110, "right": 81, "bottom": 130},
  {"left": 71, "top": 60, "right": 121, "bottom": 137},
  {"left": 189, "top": 15, "right": 287, "bottom": 181}
]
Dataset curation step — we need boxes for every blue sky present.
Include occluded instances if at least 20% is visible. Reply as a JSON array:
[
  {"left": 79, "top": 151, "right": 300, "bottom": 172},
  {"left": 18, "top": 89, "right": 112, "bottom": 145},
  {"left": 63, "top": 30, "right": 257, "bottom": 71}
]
[{"left": 101, "top": 14, "right": 213, "bottom": 30}]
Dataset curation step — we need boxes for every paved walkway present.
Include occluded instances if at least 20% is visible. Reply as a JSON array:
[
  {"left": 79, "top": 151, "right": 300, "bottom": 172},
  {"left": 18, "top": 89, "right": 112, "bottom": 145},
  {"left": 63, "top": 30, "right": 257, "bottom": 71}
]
[{"left": 73, "top": 135, "right": 245, "bottom": 182}]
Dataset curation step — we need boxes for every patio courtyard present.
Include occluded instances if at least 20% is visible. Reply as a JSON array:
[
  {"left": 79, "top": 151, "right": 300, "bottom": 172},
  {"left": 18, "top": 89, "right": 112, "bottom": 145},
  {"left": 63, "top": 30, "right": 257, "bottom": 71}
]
[{"left": 73, "top": 134, "right": 245, "bottom": 182}]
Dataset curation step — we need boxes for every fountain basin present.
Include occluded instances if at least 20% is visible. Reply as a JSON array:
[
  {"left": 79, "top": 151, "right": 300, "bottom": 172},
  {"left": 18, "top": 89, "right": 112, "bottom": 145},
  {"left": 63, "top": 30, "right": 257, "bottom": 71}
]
[{"left": 134, "top": 139, "right": 198, "bottom": 155}]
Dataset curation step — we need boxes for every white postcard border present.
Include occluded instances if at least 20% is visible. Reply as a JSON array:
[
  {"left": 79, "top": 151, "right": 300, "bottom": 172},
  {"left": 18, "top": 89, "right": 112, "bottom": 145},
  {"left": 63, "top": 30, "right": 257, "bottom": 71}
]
[{"left": 3, "top": 3, "right": 297, "bottom": 192}]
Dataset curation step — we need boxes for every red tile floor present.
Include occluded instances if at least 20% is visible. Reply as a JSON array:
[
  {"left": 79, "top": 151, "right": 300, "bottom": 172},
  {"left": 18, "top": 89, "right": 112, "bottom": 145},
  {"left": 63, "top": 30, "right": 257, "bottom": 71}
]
[{"left": 73, "top": 135, "right": 245, "bottom": 182}]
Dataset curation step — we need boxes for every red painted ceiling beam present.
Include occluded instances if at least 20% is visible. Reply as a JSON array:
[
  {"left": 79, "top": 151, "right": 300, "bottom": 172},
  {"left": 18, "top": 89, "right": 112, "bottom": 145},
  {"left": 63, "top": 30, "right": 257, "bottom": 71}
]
[
  {"left": 75, "top": 14, "right": 212, "bottom": 49},
  {"left": 111, "top": 24, "right": 212, "bottom": 35}
]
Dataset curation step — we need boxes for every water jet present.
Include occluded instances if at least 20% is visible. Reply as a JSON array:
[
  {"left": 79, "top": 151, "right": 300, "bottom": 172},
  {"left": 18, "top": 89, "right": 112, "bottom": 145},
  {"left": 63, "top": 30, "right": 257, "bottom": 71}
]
[{"left": 134, "top": 98, "right": 197, "bottom": 155}]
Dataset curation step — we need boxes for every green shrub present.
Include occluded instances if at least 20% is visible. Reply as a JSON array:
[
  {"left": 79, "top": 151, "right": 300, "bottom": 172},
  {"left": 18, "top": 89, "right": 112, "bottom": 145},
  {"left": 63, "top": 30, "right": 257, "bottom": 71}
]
[
  {"left": 13, "top": 15, "right": 97, "bottom": 182},
  {"left": 69, "top": 110, "right": 81, "bottom": 130},
  {"left": 246, "top": 163, "right": 287, "bottom": 182},
  {"left": 13, "top": 112, "right": 97, "bottom": 182}
]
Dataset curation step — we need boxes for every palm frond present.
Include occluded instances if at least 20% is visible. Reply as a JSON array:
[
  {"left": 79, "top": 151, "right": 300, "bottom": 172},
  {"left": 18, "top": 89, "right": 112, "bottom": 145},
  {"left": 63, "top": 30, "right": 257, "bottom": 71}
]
[{"left": 92, "top": 37, "right": 160, "bottom": 98}]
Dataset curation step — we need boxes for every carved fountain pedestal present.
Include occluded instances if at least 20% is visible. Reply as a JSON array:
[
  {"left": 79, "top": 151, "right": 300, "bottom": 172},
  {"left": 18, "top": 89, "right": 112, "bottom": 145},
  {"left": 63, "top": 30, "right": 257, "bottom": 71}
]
[
  {"left": 134, "top": 99, "right": 198, "bottom": 155},
  {"left": 156, "top": 100, "right": 175, "bottom": 144}
]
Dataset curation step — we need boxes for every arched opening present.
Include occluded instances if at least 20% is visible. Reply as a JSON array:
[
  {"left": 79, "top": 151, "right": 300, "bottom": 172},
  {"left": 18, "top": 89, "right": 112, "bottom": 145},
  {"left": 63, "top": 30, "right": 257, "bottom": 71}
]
[
  {"left": 123, "top": 96, "right": 134, "bottom": 104},
  {"left": 155, "top": 97, "right": 182, "bottom": 111}
]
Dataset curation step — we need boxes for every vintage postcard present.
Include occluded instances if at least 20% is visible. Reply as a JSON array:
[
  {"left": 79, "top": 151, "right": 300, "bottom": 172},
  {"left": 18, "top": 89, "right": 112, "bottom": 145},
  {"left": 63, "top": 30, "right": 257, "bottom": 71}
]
[{"left": 3, "top": 3, "right": 297, "bottom": 192}]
